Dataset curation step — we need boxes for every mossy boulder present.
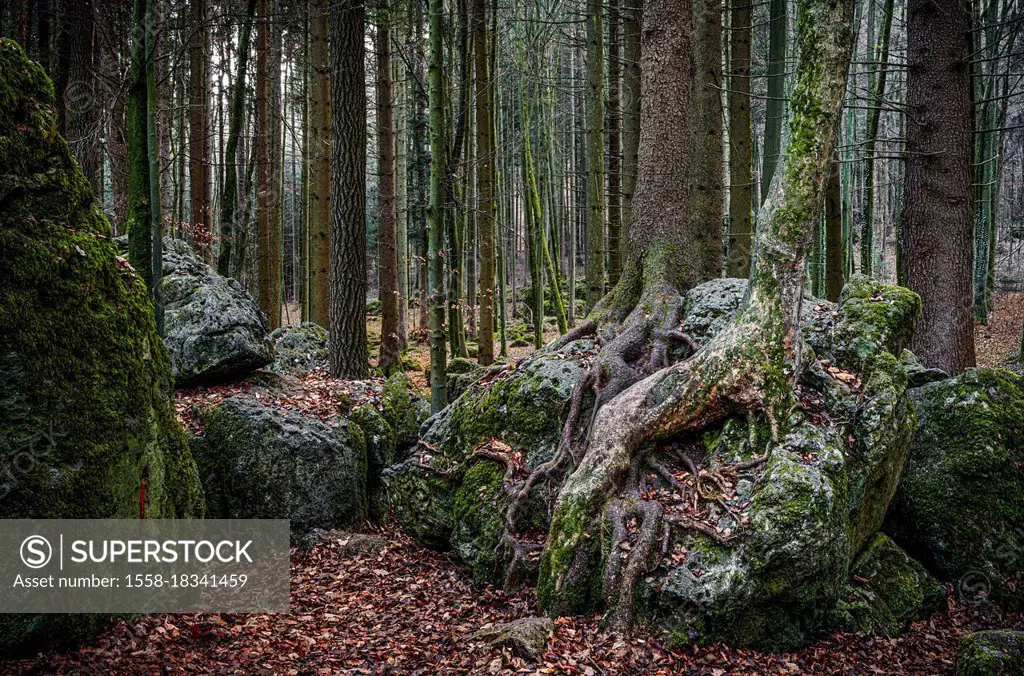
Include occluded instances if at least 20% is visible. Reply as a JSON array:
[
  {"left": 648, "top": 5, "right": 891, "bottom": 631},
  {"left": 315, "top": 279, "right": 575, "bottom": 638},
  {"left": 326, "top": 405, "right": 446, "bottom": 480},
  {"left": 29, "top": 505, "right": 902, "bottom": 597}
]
[
  {"left": 269, "top": 322, "right": 329, "bottom": 375},
  {"left": 885, "top": 368, "right": 1024, "bottom": 609},
  {"left": 445, "top": 356, "right": 487, "bottom": 401},
  {"left": 957, "top": 631, "right": 1024, "bottom": 676},
  {"left": 828, "top": 533, "right": 945, "bottom": 636},
  {"left": 0, "top": 39, "right": 203, "bottom": 653},
  {"left": 385, "top": 339, "right": 594, "bottom": 578},
  {"left": 190, "top": 395, "right": 367, "bottom": 544}
]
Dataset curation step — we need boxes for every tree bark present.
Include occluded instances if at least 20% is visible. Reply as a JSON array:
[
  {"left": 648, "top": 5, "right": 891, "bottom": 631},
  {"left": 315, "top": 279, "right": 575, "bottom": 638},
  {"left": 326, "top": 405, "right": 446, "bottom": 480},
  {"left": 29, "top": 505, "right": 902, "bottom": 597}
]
[
  {"left": 329, "top": 0, "right": 369, "bottom": 378},
  {"left": 377, "top": 2, "right": 401, "bottom": 375},
  {"left": 309, "top": 0, "right": 331, "bottom": 328},
  {"left": 761, "top": 0, "right": 786, "bottom": 202},
  {"left": 727, "top": 0, "right": 753, "bottom": 278},
  {"left": 473, "top": 0, "right": 496, "bottom": 365},
  {"left": 427, "top": 0, "right": 448, "bottom": 410},
  {"left": 901, "top": 0, "right": 976, "bottom": 375},
  {"left": 861, "top": 0, "right": 895, "bottom": 277},
  {"left": 620, "top": 0, "right": 640, "bottom": 270},
  {"left": 824, "top": 156, "right": 844, "bottom": 301},
  {"left": 607, "top": 0, "right": 622, "bottom": 287},
  {"left": 584, "top": 0, "right": 605, "bottom": 312},
  {"left": 188, "top": 0, "right": 212, "bottom": 262}
]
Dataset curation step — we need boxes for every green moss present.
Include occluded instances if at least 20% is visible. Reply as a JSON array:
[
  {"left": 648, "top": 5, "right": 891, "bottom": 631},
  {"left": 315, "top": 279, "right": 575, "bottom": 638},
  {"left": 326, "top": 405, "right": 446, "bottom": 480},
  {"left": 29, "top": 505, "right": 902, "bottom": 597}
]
[
  {"left": 537, "top": 494, "right": 603, "bottom": 615},
  {"left": 829, "top": 534, "right": 944, "bottom": 636},
  {"left": 831, "top": 276, "right": 922, "bottom": 373},
  {"left": 0, "top": 39, "right": 203, "bottom": 655},
  {"left": 885, "top": 368, "right": 1024, "bottom": 609},
  {"left": 452, "top": 460, "right": 507, "bottom": 581},
  {"left": 957, "top": 631, "right": 1024, "bottom": 676}
]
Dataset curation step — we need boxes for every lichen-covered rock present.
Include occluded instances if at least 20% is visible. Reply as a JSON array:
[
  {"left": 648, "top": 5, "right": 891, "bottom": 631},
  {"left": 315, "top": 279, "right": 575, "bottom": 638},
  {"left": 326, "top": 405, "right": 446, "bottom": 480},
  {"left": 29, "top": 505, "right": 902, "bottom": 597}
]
[
  {"left": 161, "top": 239, "right": 274, "bottom": 387},
  {"left": 885, "top": 368, "right": 1024, "bottom": 609},
  {"left": 385, "top": 340, "right": 593, "bottom": 577},
  {"left": 957, "top": 631, "right": 1024, "bottom": 676},
  {"left": 0, "top": 39, "right": 203, "bottom": 653},
  {"left": 389, "top": 275, "right": 921, "bottom": 649},
  {"left": 469, "top": 616, "right": 553, "bottom": 661},
  {"left": 828, "top": 534, "right": 945, "bottom": 636},
  {"left": 269, "top": 322, "right": 330, "bottom": 375},
  {"left": 446, "top": 357, "right": 487, "bottom": 401},
  {"left": 190, "top": 395, "right": 367, "bottom": 543}
]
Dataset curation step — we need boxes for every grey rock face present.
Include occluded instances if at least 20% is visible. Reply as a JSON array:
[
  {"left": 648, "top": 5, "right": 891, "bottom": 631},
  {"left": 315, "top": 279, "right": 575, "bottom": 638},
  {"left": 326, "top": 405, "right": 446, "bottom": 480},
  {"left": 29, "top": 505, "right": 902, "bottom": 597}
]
[{"left": 269, "top": 322, "right": 330, "bottom": 375}]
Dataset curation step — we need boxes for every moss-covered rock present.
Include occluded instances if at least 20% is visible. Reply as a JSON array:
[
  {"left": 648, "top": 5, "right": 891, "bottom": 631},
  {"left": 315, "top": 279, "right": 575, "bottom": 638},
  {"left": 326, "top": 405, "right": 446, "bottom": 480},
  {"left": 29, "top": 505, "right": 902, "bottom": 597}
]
[
  {"left": 445, "top": 356, "right": 488, "bottom": 401},
  {"left": 191, "top": 395, "right": 367, "bottom": 544},
  {"left": 828, "top": 534, "right": 945, "bottom": 636},
  {"left": 0, "top": 39, "right": 203, "bottom": 654},
  {"left": 885, "top": 368, "right": 1024, "bottom": 609},
  {"left": 957, "top": 631, "right": 1024, "bottom": 676},
  {"left": 269, "top": 322, "right": 329, "bottom": 375}
]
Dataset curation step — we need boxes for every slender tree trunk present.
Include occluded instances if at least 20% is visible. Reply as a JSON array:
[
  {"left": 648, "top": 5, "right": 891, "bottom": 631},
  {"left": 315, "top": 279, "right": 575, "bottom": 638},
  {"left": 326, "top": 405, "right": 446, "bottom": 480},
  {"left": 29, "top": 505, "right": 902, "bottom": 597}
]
[
  {"left": 309, "top": 0, "right": 331, "bottom": 328},
  {"left": 901, "top": 0, "right": 975, "bottom": 375},
  {"left": 395, "top": 14, "right": 409, "bottom": 349},
  {"left": 377, "top": 2, "right": 401, "bottom": 374},
  {"left": 584, "top": 0, "right": 605, "bottom": 311},
  {"left": 427, "top": 0, "right": 448, "bottom": 410},
  {"left": 473, "top": 0, "right": 495, "bottom": 365},
  {"left": 144, "top": 0, "right": 163, "bottom": 333},
  {"left": 217, "top": 0, "right": 257, "bottom": 278},
  {"left": 694, "top": 0, "right": 723, "bottom": 276},
  {"left": 607, "top": 0, "right": 622, "bottom": 287},
  {"left": 861, "top": 0, "right": 894, "bottom": 277},
  {"left": 189, "top": 0, "right": 212, "bottom": 262},
  {"left": 727, "top": 0, "right": 753, "bottom": 278},
  {"left": 127, "top": 0, "right": 152, "bottom": 289},
  {"left": 255, "top": 0, "right": 281, "bottom": 330},
  {"left": 621, "top": 0, "right": 640, "bottom": 278},
  {"left": 761, "top": 0, "right": 786, "bottom": 202},
  {"left": 824, "top": 156, "right": 844, "bottom": 300},
  {"left": 329, "top": 0, "right": 368, "bottom": 378}
]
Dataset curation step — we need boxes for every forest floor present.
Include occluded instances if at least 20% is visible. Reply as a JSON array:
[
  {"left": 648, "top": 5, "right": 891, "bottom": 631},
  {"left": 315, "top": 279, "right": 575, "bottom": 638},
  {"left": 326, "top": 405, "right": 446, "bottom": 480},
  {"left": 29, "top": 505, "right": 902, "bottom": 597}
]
[
  {"left": 3, "top": 526, "right": 1021, "bottom": 675},
  {"left": 4, "top": 296, "right": 1024, "bottom": 675}
]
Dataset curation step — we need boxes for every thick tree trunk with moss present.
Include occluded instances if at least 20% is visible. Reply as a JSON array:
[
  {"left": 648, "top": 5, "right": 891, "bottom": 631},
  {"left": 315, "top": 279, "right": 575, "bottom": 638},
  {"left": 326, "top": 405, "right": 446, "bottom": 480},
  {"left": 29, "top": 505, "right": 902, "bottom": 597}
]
[{"left": 534, "top": 0, "right": 856, "bottom": 631}]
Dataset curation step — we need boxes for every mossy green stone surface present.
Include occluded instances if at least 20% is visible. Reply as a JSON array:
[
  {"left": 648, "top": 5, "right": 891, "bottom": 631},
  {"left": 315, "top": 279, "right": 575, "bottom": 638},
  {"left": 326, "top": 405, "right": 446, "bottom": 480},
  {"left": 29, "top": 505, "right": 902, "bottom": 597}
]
[
  {"left": 886, "top": 368, "right": 1024, "bottom": 609},
  {"left": 0, "top": 39, "right": 203, "bottom": 654},
  {"left": 957, "top": 631, "right": 1024, "bottom": 676}
]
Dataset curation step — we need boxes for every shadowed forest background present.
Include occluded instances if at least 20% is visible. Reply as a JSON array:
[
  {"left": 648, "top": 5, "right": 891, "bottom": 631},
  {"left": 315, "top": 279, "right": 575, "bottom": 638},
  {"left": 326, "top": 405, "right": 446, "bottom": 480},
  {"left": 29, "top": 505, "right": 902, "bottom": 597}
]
[{"left": 1, "top": 0, "right": 1024, "bottom": 672}]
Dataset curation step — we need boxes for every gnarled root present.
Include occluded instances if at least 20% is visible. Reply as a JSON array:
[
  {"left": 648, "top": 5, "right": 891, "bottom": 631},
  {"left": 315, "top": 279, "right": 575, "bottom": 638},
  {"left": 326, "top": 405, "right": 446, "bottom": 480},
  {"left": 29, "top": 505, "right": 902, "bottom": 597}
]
[{"left": 603, "top": 498, "right": 665, "bottom": 634}]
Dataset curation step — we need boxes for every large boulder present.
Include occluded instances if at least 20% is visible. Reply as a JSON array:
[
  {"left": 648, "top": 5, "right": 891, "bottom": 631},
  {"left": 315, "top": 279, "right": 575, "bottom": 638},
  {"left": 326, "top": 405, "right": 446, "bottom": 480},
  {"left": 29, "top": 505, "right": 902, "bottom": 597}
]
[
  {"left": 269, "top": 322, "right": 329, "bottom": 375},
  {"left": 387, "top": 276, "right": 924, "bottom": 649},
  {"left": 160, "top": 238, "right": 274, "bottom": 387},
  {"left": 828, "top": 533, "right": 945, "bottom": 636},
  {"left": 957, "top": 631, "right": 1024, "bottom": 676},
  {"left": 0, "top": 40, "right": 204, "bottom": 653},
  {"left": 190, "top": 373, "right": 428, "bottom": 542},
  {"left": 885, "top": 368, "right": 1024, "bottom": 609}
]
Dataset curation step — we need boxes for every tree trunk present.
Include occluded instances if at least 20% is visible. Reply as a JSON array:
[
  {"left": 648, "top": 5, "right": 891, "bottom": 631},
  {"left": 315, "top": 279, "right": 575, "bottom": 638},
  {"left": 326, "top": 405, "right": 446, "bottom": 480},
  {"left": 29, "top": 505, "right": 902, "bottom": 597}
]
[
  {"left": 861, "top": 0, "right": 894, "bottom": 277},
  {"left": 377, "top": 2, "right": 401, "bottom": 375},
  {"left": 536, "top": 0, "right": 856, "bottom": 630},
  {"left": 900, "top": 0, "right": 975, "bottom": 375},
  {"left": 427, "top": 0, "right": 448, "bottom": 410},
  {"left": 58, "top": 0, "right": 100, "bottom": 195},
  {"left": 727, "top": 0, "right": 753, "bottom": 278},
  {"left": 607, "top": 0, "right": 622, "bottom": 287},
  {"left": 584, "top": 0, "right": 605, "bottom": 312},
  {"left": 693, "top": 0, "right": 723, "bottom": 279},
  {"left": 329, "top": 0, "right": 368, "bottom": 378},
  {"left": 217, "top": 0, "right": 257, "bottom": 278},
  {"left": 255, "top": 0, "right": 281, "bottom": 330},
  {"left": 127, "top": 0, "right": 152, "bottom": 289},
  {"left": 309, "top": 0, "right": 331, "bottom": 328},
  {"left": 144, "top": 0, "right": 162, "bottom": 333},
  {"left": 473, "top": 0, "right": 496, "bottom": 365},
  {"left": 824, "top": 156, "right": 844, "bottom": 301},
  {"left": 620, "top": 0, "right": 640, "bottom": 272},
  {"left": 188, "top": 0, "right": 212, "bottom": 262},
  {"left": 761, "top": 0, "right": 786, "bottom": 202}
]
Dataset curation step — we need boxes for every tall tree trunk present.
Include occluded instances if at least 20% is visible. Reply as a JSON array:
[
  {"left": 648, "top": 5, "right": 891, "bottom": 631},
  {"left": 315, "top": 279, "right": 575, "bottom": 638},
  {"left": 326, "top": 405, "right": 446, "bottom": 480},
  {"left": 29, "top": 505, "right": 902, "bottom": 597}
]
[
  {"left": 377, "top": 1, "right": 401, "bottom": 375},
  {"left": 256, "top": 0, "right": 281, "bottom": 330},
  {"left": 309, "top": 0, "right": 331, "bottom": 328},
  {"left": 761, "top": 0, "right": 786, "bottom": 202},
  {"left": 144, "top": 0, "right": 162, "bottom": 333},
  {"left": 693, "top": 0, "right": 723, "bottom": 277},
  {"left": 127, "top": 0, "right": 152, "bottom": 290},
  {"left": 901, "top": 0, "right": 975, "bottom": 375},
  {"left": 727, "top": 0, "right": 753, "bottom": 278},
  {"left": 607, "top": 0, "right": 622, "bottom": 287},
  {"left": 861, "top": 0, "right": 894, "bottom": 277},
  {"left": 188, "top": 0, "right": 212, "bottom": 262},
  {"left": 584, "top": 0, "right": 605, "bottom": 311},
  {"left": 426, "top": 0, "right": 447, "bottom": 410},
  {"left": 217, "top": 0, "right": 257, "bottom": 278},
  {"left": 58, "top": 0, "right": 100, "bottom": 195},
  {"left": 620, "top": 0, "right": 640, "bottom": 272},
  {"left": 329, "top": 0, "right": 368, "bottom": 378},
  {"left": 473, "top": 0, "right": 495, "bottom": 365},
  {"left": 395, "top": 13, "right": 409, "bottom": 350},
  {"left": 824, "top": 156, "right": 844, "bottom": 300}
]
